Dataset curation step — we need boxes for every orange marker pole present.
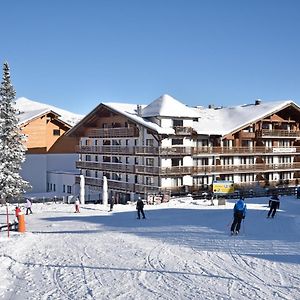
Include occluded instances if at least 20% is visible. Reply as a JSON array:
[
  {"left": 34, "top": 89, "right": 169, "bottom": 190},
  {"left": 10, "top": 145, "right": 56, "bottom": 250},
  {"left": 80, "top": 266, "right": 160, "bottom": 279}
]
[{"left": 18, "top": 212, "right": 26, "bottom": 233}]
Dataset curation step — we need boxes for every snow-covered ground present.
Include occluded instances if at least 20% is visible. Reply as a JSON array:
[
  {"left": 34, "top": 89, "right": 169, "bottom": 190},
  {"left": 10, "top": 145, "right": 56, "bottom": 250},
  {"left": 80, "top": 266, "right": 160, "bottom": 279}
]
[{"left": 0, "top": 196, "right": 300, "bottom": 300}]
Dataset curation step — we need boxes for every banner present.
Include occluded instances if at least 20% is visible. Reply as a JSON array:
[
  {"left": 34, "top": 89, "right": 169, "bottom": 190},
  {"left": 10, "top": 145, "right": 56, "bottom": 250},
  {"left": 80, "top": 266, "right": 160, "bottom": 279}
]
[{"left": 213, "top": 180, "right": 234, "bottom": 194}]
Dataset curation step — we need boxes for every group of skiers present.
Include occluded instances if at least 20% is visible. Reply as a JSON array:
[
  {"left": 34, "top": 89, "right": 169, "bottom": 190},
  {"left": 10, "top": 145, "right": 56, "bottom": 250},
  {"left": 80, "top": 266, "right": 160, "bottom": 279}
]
[
  {"left": 230, "top": 193, "right": 280, "bottom": 235},
  {"left": 74, "top": 196, "right": 146, "bottom": 219}
]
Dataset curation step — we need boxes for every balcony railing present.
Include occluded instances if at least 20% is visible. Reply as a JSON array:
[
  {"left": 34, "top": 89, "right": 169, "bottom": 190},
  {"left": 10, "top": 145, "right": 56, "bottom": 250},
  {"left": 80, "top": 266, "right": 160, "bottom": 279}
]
[
  {"left": 258, "top": 129, "right": 300, "bottom": 138},
  {"left": 86, "top": 127, "right": 139, "bottom": 138},
  {"left": 75, "top": 176, "right": 160, "bottom": 193},
  {"left": 239, "top": 131, "right": 256, "bottom": 139},
  {"left": 76, "top": 161, "right": 134, "bottom": 173},
  {"left": 77, "top": 145, "right": 300, "bottom": 156},
  {"left": 192, "top": 146, "right": 300, "bottom": 155},
  {"left": 173, "top": 126, "right": 194, "bottom": 135},
  {"left": 77, "top": 145, "right": 135, "bottom": 155},
  {"left": 192, "top": 163, "right": 300, "bottom": 175}
]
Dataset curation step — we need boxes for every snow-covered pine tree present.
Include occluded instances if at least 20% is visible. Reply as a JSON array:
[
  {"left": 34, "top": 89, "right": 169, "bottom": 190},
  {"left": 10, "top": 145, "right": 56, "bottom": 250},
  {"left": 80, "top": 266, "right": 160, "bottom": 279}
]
[{"left": 0, "top": 62, "right": 30, "bottom": 204}]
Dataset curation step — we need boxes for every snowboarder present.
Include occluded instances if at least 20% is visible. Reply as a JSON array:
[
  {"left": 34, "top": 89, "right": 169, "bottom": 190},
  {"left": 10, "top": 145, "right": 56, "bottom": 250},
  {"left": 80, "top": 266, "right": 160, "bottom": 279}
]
[
  {"left": 230, "top": 197, "right": 246, "bottom": 235},
  {"left": 267, "top": 194, "right": 280, "bottom": 218},
  {"left": 25, "top": 199, "right": 33, "bottom": 215},
  {"left": 74, "top": 198, "right": 80, "bottom": 213},
  {"left": 136, "top": 197, "right": 146, "bottom": 219},
  {"left": 109, "top": 195, "right": 115, "bottom": 212}
]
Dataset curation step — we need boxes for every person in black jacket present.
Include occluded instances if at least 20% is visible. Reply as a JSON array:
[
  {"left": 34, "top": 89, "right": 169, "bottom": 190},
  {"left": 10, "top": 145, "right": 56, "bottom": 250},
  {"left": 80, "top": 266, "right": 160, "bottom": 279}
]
[
  {"left": 267, "top": 194, "right": 280, "bottom": 218},
  {"left": 136, "top": 197, "right": 146, "bottom": 219}
]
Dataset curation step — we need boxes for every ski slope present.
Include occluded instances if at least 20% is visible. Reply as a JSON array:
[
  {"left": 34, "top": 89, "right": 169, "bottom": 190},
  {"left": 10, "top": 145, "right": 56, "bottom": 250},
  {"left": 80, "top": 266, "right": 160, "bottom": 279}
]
[{"left": 0, "top": 196, "right": 300, "bottom": 300}]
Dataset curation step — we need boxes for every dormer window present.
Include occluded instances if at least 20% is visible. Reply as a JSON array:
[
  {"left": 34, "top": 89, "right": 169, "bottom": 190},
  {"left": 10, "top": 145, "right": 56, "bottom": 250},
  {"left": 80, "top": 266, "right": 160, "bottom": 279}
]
[{"left": 53, "top": 129, "right": 60, "bottom": 136}]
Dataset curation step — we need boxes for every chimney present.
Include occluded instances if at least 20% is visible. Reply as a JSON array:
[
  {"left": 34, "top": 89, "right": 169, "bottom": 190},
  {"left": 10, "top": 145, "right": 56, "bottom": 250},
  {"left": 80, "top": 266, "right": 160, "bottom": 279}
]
[
  {"left": 255, "top": 99, "right": 261, "bottom": 105},
  {"left": 136, "top": 105, "right": 142, "bottom": 116}
]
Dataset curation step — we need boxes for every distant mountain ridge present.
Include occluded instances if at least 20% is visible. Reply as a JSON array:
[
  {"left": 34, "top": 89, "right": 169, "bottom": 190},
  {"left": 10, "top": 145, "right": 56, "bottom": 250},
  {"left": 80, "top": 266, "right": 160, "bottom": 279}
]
[{"left": 15, "top": 97, "right": 84, "bottom": 126}]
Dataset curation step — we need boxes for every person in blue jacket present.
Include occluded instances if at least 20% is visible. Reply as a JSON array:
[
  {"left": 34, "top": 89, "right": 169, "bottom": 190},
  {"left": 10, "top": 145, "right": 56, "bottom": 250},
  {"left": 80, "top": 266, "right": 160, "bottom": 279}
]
[{"left": 230, "top": 197, "right": 247, "bottom": 235}]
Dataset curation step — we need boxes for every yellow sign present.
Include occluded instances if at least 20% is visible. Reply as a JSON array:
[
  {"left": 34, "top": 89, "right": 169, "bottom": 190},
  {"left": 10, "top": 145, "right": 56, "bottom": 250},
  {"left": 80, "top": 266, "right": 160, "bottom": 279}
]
[{"left": 213, "top": 181, "right": 234, "bottom": 194}]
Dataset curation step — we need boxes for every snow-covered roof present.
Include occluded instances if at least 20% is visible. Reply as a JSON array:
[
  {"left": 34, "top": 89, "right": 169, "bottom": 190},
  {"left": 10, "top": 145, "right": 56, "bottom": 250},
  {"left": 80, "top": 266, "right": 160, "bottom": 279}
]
[
  {"left": 142, "top": 94, "right": 200, "bottom": 118},
  {"left": 192, "top": 100, "right": 299, "bottom": 136},
  {"left": 102, "top": 102, "right": 175, "bottom": 134},
  {"left": 15, "top": 97, "right": 84, "bottom": 127},
  {"left": 67, "top": 94, "right": 300, "bottom": 138}
]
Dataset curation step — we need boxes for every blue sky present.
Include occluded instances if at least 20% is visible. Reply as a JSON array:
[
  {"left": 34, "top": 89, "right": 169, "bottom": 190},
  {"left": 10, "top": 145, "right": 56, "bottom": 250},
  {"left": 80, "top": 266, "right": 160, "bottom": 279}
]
[{"left": 2, "top": 0, "right": 300, "bottom": 114}]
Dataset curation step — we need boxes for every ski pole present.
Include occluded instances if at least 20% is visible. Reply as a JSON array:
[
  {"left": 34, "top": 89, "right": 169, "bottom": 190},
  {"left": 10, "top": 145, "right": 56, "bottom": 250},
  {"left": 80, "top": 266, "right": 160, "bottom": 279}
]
[
  {"left": 227, "top": 218, "right": 233, "bottom": 227},
  {"left": 242, "top": 219, "right": 245, "bottom": 235}
]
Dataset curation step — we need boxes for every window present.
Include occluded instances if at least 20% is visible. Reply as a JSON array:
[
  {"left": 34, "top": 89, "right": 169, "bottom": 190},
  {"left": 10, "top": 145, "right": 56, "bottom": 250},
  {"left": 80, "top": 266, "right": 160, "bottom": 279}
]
[
  {"left": 172, "top": 158, "right": 182, "bottom": 166},
  {"left": 172, "top": 139, "right": 183, "bottom": 145},
  {"left": 134, "top": 139, "right": 138, "bottom": 146},
  {"left": 53, "top": 184, "right": 56, "bottom": 192},
  {"left": 53, "top": 129, "right": 60, "bottom": 136},
  {"left": 86, "top": 170, "right": 91, "bottom": 177},
  {"left": 146, "top": 139, "right": 154, "bottom": 147},
  {"left": 126, "top": 139, "right": 129, "bottom": 146},
  {"left": 67, "top": 185, "right": 72, "bottom": 193},
  {"left": 146, "top": 158, "right": 154, "bottom": 166},
  {"left": 112, "top": 139, "right": 121, "bottom": 145},
  {"left": 126, "top": 157, "right": 129, "bottom": 164},
  {"left": 146, "top": 177, "right": 154, "bottom": 185},
  {"left": 86, "top": 155, "right": 91, "bottom": 161},
  {"left": 63, "top": 184, "right": 65, "bottom": 193},
  {"left": 135, "top": 157, "right": 139, "bottom": 165},
  {"left": 103, "top": 156, "right": 111, "bottom": 162},
  {"left": 95, "top": 155, "right": 98, "bottom": 162},
  {"left": 95, "top": 171, "right": 98, "bottom": 178},
  {"left": 173, "top": 119, "right": 183, "bottom": 127}
]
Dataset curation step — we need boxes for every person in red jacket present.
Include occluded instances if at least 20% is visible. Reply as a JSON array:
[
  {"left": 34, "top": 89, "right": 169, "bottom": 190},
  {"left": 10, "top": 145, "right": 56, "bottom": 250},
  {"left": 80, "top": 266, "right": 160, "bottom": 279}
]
[{"left": 15, "top": 206, "right": 21, "bottom": 218}]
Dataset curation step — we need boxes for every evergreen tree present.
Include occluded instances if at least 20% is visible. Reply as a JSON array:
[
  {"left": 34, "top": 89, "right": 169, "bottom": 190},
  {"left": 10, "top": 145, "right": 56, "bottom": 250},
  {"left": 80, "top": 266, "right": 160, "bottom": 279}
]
[{"left": 0, "top": 62, "right": 30, "bottom": 203}]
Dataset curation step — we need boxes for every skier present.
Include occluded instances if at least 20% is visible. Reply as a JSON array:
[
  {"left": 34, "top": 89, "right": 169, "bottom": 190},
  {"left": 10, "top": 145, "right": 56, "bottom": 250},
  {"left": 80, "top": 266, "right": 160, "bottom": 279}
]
[
  {"left": 267, "top": 194, "right": 280, "bottom": 218},
  {"left": 74, "top": 198, "right": 80, "bottom": 213},
  {"left": 25, "top": 199, "right": 33, "bottom": 215},
  {"left": 136, "top": 197, "right": 146, "bottom": 219},
  {"left": 230, "top": 197, "right": 246, "bottom": 235}
]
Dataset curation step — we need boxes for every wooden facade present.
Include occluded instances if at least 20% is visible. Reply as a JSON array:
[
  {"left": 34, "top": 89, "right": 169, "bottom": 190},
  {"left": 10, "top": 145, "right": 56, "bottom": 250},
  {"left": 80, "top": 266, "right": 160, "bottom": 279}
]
[{"left": 20, "top": 111, "right": 78, "bottom": 154}]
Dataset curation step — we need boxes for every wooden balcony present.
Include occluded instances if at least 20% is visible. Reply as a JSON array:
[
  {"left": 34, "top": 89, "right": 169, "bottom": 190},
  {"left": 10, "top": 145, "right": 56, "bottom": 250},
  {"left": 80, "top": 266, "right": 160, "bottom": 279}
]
[
  {"left": 192, "top": 146, "right": 300, "bottom": 156},
  {"left": 192, "top": 163, "right": 300, "bottom": 175},
  {"left": 77, "top": 145, "right": 135, "bottom": 155},
  {"left": 77, "top": 145, "right": 300, "bottom": 156},
  {"left": 76, "top": 161, "right": 134, "bottom": 173},
  {"left": 257, "top": 129, "right": 300, "bottom": 138},
  {"left": 174, "top": 126, "right": 194, "bottom": 135},
  {"left": 86, "top": 127, "right": 139, "bottom": 138},
  {"left": 239, "top": 131, "right": 256, "bottom": 139},
  {"left": 75, "top": 176, "right": 160, "bottom": 193},
  {"left": 76, "top": 161, "right": 160, "bottom": 175},
  {"left": 160, "top": 166, "right": 193, "bottom": 176},
  {"left": 135, "top": 165, "right": 160, "bottom": 175},
  {"left": 159, "top": 147, "right": 193, "bottom": 156}
]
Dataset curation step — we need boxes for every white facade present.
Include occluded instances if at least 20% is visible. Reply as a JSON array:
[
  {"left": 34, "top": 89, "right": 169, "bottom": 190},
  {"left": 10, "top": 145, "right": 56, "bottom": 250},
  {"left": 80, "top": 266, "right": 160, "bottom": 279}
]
[{"left": 21, "top": 153, "right": 78, "bottom": 194}]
